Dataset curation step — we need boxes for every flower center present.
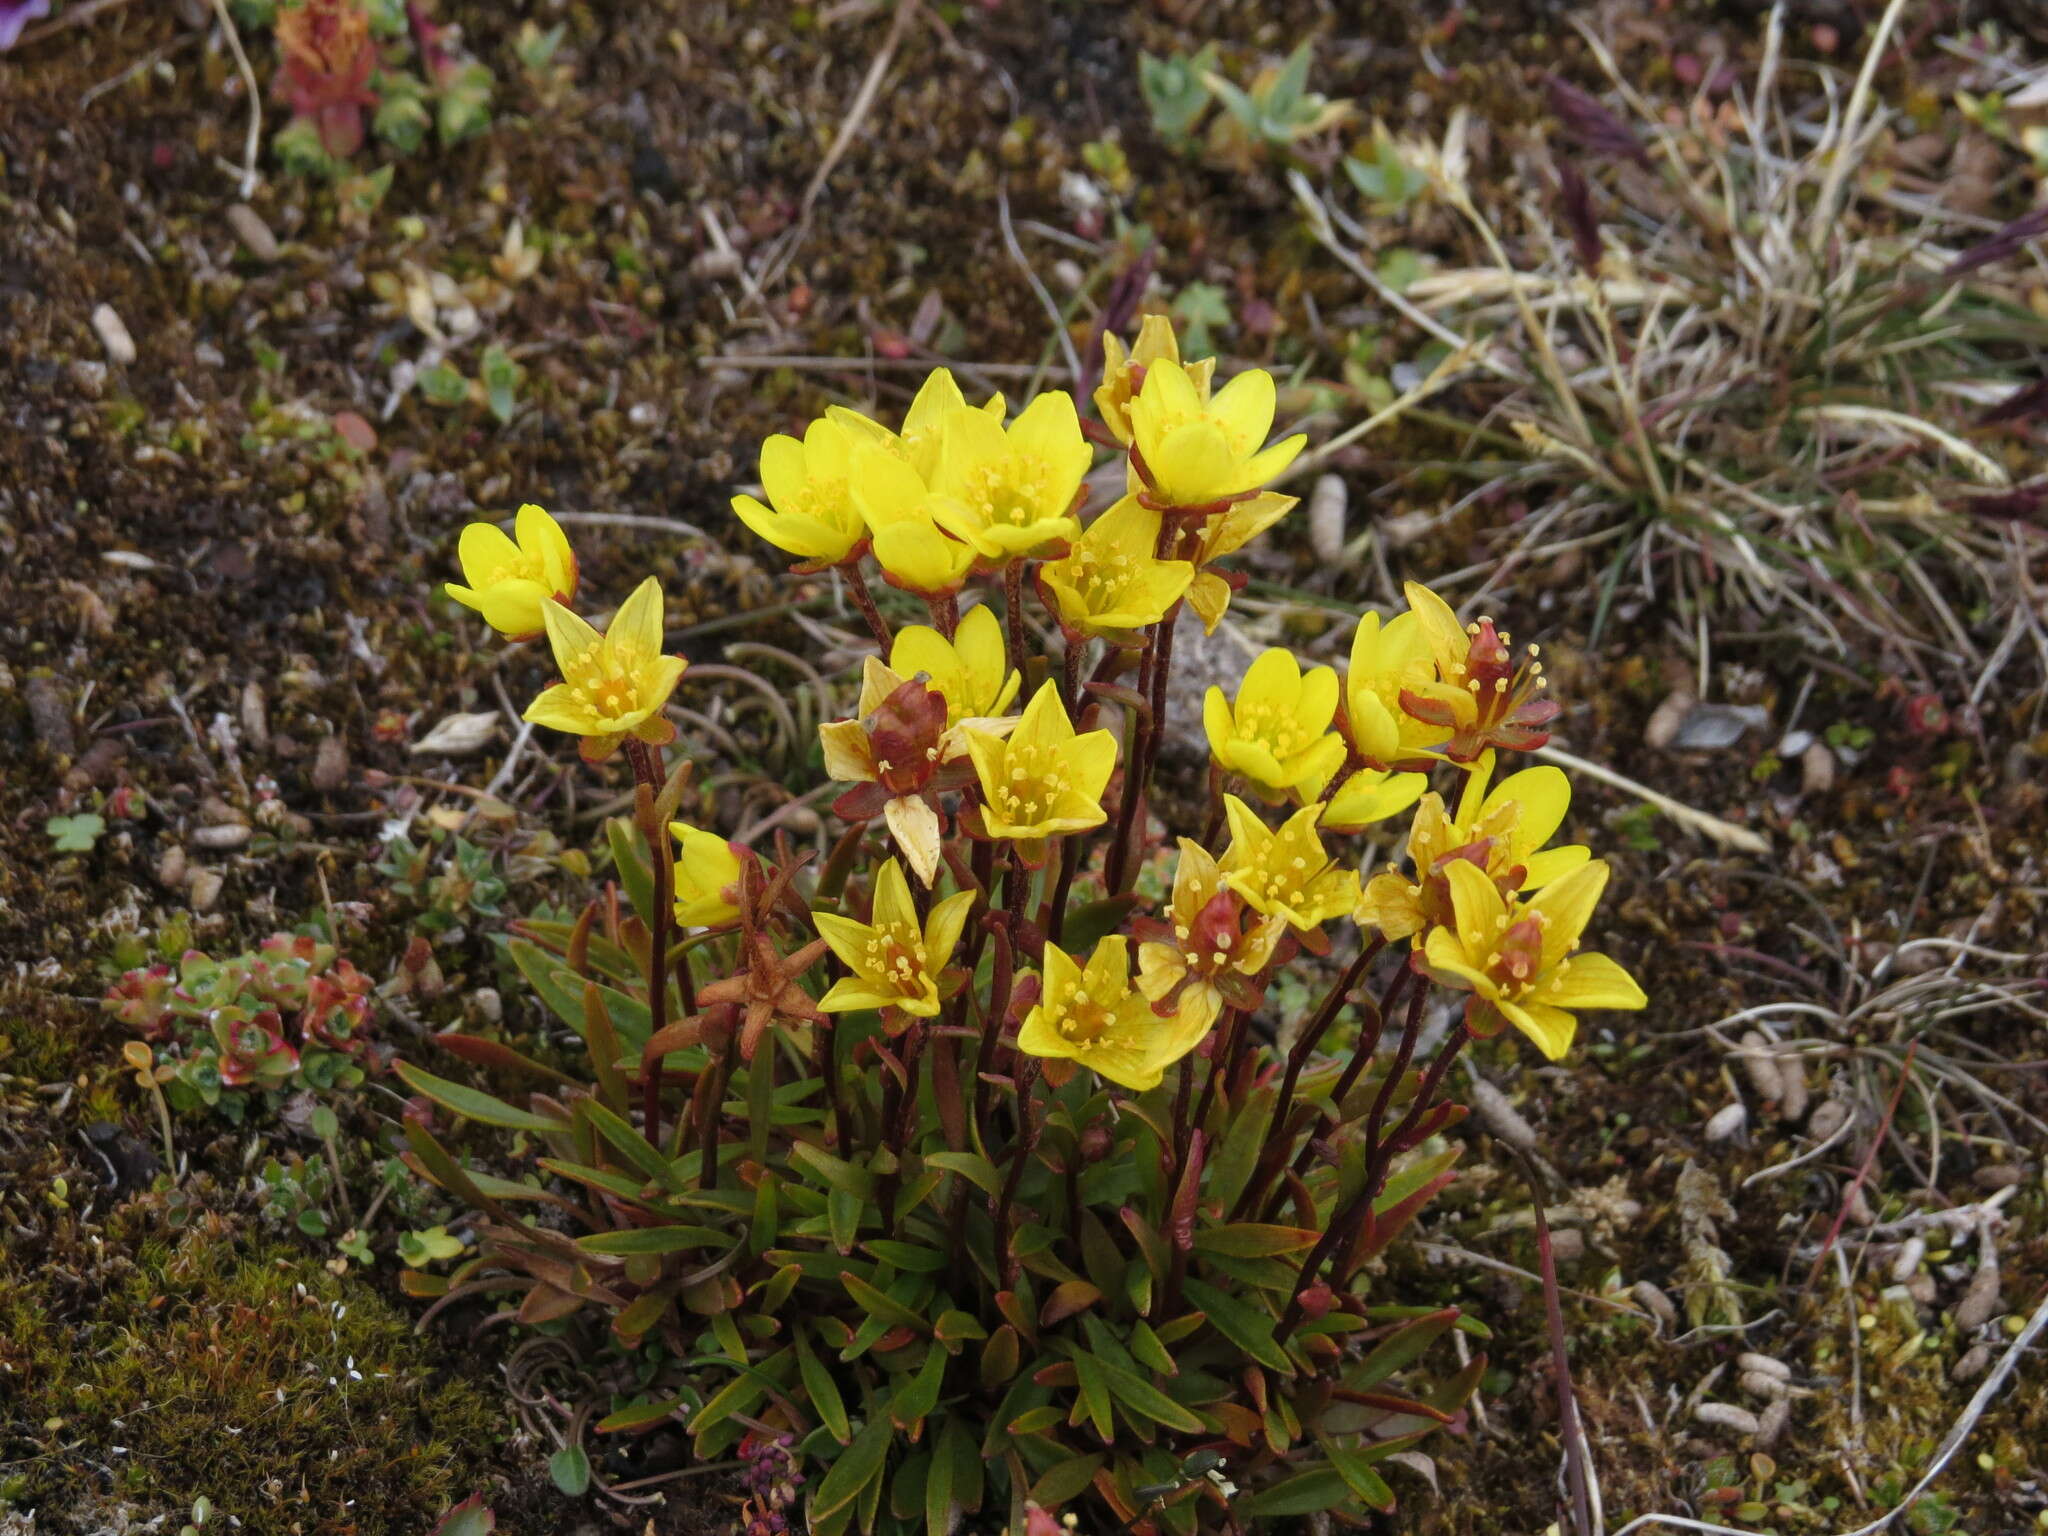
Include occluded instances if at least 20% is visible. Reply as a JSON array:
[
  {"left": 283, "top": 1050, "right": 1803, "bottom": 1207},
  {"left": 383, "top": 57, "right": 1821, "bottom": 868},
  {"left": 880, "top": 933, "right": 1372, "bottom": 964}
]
[
  {"left": 964, "top": 457, "right": 1052, "bottom": 529},
  {"left": 990, "top": 741, "right": 1073, "bottom": 825},
  {"left": 1236, "top": 696, "right": 1315, "bottom": 759},
  {"left": 861, "top": 923, "right": 928, "bottom": 993},
  {"left": 565, "top": 641, "right": 647, "bottom": 726},
  {"left": 1049, "top": 987, "right": 1112, "bottom": 1044}
]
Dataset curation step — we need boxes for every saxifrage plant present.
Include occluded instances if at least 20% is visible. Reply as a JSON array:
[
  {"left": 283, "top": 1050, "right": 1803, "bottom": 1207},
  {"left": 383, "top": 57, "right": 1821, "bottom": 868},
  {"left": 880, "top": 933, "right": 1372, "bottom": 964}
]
[{"left": 398, "top": 315, "right": 1645, "bottom": 1532}]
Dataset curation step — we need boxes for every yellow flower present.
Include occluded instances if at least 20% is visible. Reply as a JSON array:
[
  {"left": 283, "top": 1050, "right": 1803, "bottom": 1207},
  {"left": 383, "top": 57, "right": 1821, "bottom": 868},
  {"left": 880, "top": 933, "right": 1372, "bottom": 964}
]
[
  {"left": 731, "top": 416, "right": 866, "bottom": 568},
  {"left": 1322, "top": 766, "right": 1428, "bottom": 831},
  {"left": 669, "top": 823, "right": 743, "bottom": 927},
  {"left": 1397, "top": 581, "right": 1559, "bottom": 762},
  {"left": 1128, "top": 360, "right": 1305, "bottom": 509},
  {"left": 849, "top": 445, "right": 978, "bottom": 596},
  {"left": 1344, "top": 608, "right": 1440, "bottom": 770},
  {"left": 1356, "top": 752, "right": 1589, "bottom": 941},
  {"left": 447, "top": 503, "right": 578, "bottom": 639},
  {"left": 1184, "top": 491, "right": 1294, "bottom": 633},
  {"left": 963, "top": 681, "right": 1117, "bottom": 854},
  {"left": 931, "top": 391, "right": 1090, "bottom": 560},
  {"left": 1094, "top": 314, "right": 1214, "bottom": 447},
  {"left": 1038, "top": 496, "right": 1194, "bottom": 640},
  {"left": 523, "top": 578, "right": 687, "bottom": 762},
  {"left": 1218, "top": 796, "right": 1358, "bottom": 932},
  {"left": 1017, "top": 935, "right": 1212, "bottom": 1092},
  {"left": 1419, "top": 858, "right": 1645, "bottom": 1060},
  {"left": 1136, "top": 839, "right": 1284, "bottom": 1033},
  {"left": 1203, "top": 648, "right": 1349, "bottom": 802},
  {"left": 816, "top": 656, "right": 958, "bottom": 886},
  {"left": 890, "top": 604, "right": 1021, "bottom": 729},
  {"left": 829, "top": 368, "right": 1004, "bottom": 483},
  {"left": 814, "top": 857, "right": 976, "bottom": 1020}
]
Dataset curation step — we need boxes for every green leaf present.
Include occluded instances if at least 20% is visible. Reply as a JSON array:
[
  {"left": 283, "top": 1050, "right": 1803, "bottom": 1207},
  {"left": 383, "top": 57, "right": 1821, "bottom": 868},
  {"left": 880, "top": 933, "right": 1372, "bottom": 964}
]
[
  {"left": 795, "top": 1329, "right": 851, "bottom": 1445},
  {"left": 419, "top": 362, "right": 469, "bottom": 406},
  {"left": 1353, "top": 1308, "right": 1458, "bottom": 1390},
  {"left": 46, "top": 813, "right": 105, "bottom": 853},
  {"left": 394, "top": 1061, "right": 564, "bottom": 1133},
  {"left": 579, "top": 1100, "right": 684, "bottom": 1191},
  {"left": 575, "top": 1225, "right": 732, "bottom": 1256},
  {"left": 1192, "top": 1223, "right": 1318, "bottom": 1258},
  {"left": 1180, "top": 1278, "right": 1291, "bottom": 1373},
  {"left": 1059, "top": 894, "right": 1142, "bottom": 951},
  {"left": 1237, "top": 1465, "right": 1354, "bottom": 1517},
  {"left": 429, "top": 1495, "right": 496, "bottom": 1536},
  {"left": 926, "top": 1415, "right": 980, "bottom": 1536},
  {"left": 891, "top": 1342, "right": 948, "bottom": 1430},
  {"left": 547, "top": 1445, "right": 590, "bottom": 1497},
  {"left": 1318, "top": 1434, "right": 1397, "bottom": 1511},
  {"left": 596, "top": 1397, "right": 685, "bottom": 1433},
  {"left": 841, "top": 1272, "right": 930, "bottom": 1336},
  {"left": 812, "top": 1415, "right": 894, "bottom": 1527},
  {"left": 1028, "top": 1454, "right": 1103, "bottom": 1509},
  {"left": 922, "top": 1150, "right": 1001, "bottom": 1199},
  {"left": 1068, "top": 1348, "right": 1115, "bottom": 1443},
  {"left": 792, "top": 1141, "right": 876, "bottom": 1199},
  {"left": 1128, "top": 1318, "right": 1177, "bottom": 1376},
  {"left": 1085, "top": 1351, "right": 1205, "bottom": 1434},
  {"left": 605, "top": 818, "right": 656, "bottom": 928},
  {"left": 480, "top": 344, "right": 523, "bottom": 426}
]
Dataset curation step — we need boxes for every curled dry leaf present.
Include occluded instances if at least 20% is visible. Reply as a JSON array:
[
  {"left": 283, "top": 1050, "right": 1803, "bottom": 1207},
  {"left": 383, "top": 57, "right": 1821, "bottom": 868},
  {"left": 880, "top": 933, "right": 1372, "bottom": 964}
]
[{"left": 410, "top": 711, "right": 503, "bottom": 757}]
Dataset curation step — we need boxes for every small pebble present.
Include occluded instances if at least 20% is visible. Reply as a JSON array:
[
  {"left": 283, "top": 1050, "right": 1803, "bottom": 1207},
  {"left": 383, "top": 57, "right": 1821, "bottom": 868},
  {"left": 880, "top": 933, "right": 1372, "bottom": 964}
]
[
  {"left": 191, "top": 823, "right": 252, "bottom": 850},
  {"left": 1774, "top": 1049, "right": 1809, "bottom": 1123},
  {"left": 155, "top": 844, "right": 188, "bottom": 890},
  {"left": 70, "top": 360, "right": 108, "bottom": 398},
  {"left": 188, "top": 867, "right": 224, "bottom": 912},
  {"left": 1955, "top": 1261, "right": 2003, "bottom": 1331},
  {"left": 312, "top": 734, "right": 349, "bottom": 791},
  {"left": 1633, "top": 1280, "right": 1678, "bottom": 1332},
  {"left": 227, "top": 202, "right": 280, "bottom": 262},
  {"left": 1889, "top": 1236, "right": 1926, "bottom": 1284},
  {"left": 91, "top": 303, "right": 137, "bottom": 365},
  {"left": 1644, "top": 690, "right": 1693, "bottom": 750},
  {"left": 1308, "top": 474, "right": 1349, "bottom": 565},
  {"left": 1468, "top": 1074, "right": 1539, "bottom": 1152},
  {"left": 240, "top": 681, "right": 271, "bottom": 752},
  {"left": 1800, "top": 741, "right": 1836, "bottom": 795},
  {"left": 1755, "top": 1398, "right": 1791, "bottom": 1449},
  {"left": 1951, "top": 1343, "right": 1993, "bottom": 1383},
  {"left": 26, "top": 675, "right": 78, "bottom": 758},
  {"left": 1807, "top": 1098, "right": 1850, "bottom": 1142},
  {"left": 1694, "top": 1402, "right": 1761, "bottom": 1437},
  {"left": 1738, "top": 1031, "right": 1785, "bottom": 1103},
  {"left": 1705, "top": 1101, "right": 1746, "bottom": 1142}
]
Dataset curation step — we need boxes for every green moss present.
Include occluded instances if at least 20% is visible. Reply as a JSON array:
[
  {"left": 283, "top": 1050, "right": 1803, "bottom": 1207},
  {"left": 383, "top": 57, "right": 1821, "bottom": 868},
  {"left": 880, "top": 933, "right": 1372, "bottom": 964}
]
[
  {"left": 0, "top": 1007, "right": 82, "bottom": 1084},
  {"left": 0, "top": 1209, "right": 505, "bottom": 1533}
]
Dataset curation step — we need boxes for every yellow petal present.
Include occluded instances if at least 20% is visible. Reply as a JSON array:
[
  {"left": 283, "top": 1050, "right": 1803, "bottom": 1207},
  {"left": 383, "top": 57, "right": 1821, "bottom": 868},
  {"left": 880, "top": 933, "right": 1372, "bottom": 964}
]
[
  {"left": 870, "top": 857, "right": 918, "bottom": 935},
  {"left": 884, "top": 795, "right": 943, "bottom": 887},
  {"left": 1443, "top": 858, "right": 1509, "bottom": 947},
  {"left": 818, "top": 719, "right": 877, "bottom": 784},
  {"left": 609, "top": 577, "right": 666, "bottom": 658},
  {"left": 538, "top": 596, "right": 604, "bottom": 679},
  {"left": 1208, "top": 367, "right": 1276, "bottom": 447},
  {"left": 924, "top": 888, "right": 978, "bottom": 971},
  {"left": 1529, "top": 859, "right": 1610, "bottom": 971},
  {"left": 1498, "top": 999, "right": 1578, "bottom": 1060},
  {"left": 1537, "top": 950, "right": 1645, "bottom": 1012},
  {"left": 813, "top": 910, "right": 877, "bottom": 975}
]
